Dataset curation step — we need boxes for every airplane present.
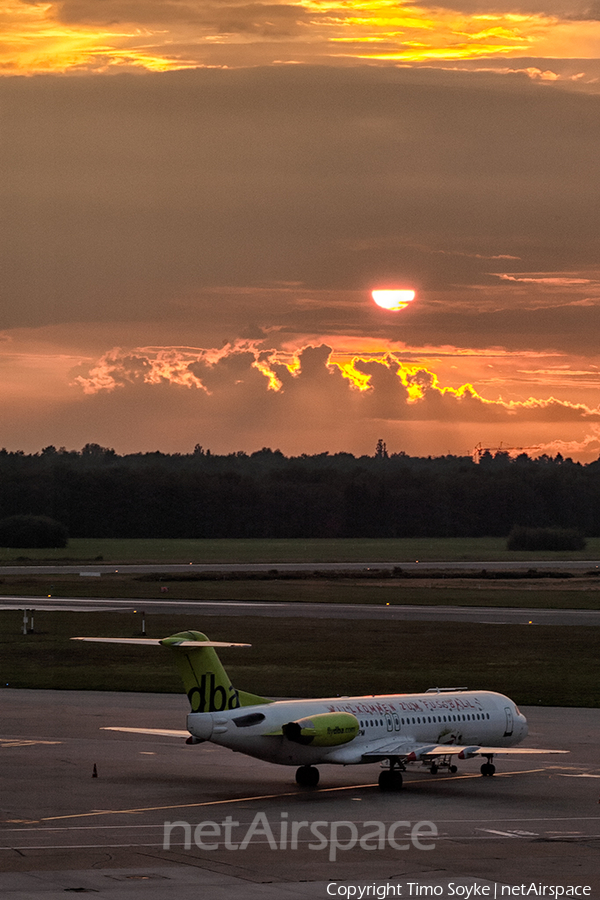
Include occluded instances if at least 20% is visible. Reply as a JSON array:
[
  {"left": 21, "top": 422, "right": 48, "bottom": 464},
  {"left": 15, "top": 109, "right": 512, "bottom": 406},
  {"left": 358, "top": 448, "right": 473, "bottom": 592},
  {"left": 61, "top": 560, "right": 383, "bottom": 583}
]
[{"left": 73, "top": 630, "right": 567, "bottom": 791}]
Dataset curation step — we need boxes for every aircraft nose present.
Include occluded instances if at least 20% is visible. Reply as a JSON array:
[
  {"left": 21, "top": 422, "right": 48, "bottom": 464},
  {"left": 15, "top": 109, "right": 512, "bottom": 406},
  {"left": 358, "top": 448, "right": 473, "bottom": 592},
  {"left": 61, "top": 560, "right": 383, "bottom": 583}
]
[
  {"left": 187, "top": 712, "right": 214, "bottom": 740},
  {"left": 519, "top": 714, "right": 528, "bottom": 739}
]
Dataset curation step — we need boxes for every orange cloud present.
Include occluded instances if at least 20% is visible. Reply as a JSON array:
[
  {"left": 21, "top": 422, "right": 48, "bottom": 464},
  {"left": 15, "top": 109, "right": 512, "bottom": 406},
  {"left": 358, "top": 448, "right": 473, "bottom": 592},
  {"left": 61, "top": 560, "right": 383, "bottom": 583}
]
[
  {"left": 496, "top": 273, "right": 594, "bottom": 285},
  {"left": 2, "top": 0, "right": 600, "bottom": 74},
  {"left": 73, "top": 342, "right": 301, "bottom": 395},
  {"left": 532, "top": 428, "right": 600, "bottom": 457},
  {"left": 72, "top": 343, "right": 600, "bottom": 427}
]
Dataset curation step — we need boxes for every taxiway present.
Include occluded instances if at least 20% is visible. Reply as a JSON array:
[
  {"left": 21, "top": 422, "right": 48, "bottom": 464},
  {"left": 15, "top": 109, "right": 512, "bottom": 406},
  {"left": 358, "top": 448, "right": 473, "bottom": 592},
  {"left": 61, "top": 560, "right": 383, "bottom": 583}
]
[
  {"left": 2, "top": 596, "right": 600, "bottom": 626},
  {"left": 1, "top": 690, "right": 599, "bottom": 898}
]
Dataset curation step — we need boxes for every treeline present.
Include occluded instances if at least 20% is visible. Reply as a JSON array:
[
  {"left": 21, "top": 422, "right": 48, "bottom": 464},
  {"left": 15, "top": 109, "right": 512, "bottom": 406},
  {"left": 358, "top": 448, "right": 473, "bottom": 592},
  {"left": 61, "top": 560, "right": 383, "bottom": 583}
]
[{"left": 1, "top": 443, "right": 599, "bottom": 539}]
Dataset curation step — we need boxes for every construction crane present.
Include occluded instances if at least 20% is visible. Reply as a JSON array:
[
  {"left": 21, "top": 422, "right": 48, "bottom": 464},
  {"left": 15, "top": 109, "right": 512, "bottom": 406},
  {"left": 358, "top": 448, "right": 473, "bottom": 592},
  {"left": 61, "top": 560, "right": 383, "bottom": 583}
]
[{"left": 472, "top": 442, "right": 541, "bottom": 463}]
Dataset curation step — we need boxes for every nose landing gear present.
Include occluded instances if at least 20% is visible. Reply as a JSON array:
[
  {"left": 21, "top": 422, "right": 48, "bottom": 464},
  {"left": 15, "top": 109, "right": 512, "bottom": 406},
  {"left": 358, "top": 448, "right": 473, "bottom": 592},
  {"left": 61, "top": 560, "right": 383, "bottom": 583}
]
[{"left": 295, "top": 765, "right": 320, "bottom": 787}]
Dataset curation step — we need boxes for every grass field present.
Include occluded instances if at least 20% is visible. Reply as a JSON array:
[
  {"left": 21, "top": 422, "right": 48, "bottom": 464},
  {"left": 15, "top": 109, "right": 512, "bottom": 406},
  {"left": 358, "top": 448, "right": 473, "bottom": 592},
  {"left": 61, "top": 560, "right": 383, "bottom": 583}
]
[
  {"left": 2, "top": 536, "right": 600, "bottom": 564},
  {"left": 2, "top": 537, "right": 597, "bottom": 707},
  {"left": 2, "top": 611, "right": 598, "bottom": 707}
]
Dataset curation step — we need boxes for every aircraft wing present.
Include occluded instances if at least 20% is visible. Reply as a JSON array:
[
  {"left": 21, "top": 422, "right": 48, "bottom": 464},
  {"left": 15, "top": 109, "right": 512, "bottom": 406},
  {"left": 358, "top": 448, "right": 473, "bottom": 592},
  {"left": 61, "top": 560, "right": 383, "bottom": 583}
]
[
  {"left": 360, "top": 741, "right": 568, "bottom": 761},
  {"left": 101, "top": 727, "right": 190, "bottom": 738}
]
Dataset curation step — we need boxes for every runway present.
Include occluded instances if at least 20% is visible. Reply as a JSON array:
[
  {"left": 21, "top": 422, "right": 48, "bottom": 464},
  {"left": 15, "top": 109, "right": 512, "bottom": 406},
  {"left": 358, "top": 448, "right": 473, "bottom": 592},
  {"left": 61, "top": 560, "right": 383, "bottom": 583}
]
[
  {"left": 1, "top": 691, "right": 599, "bottom": 898},
  {"left": 1, "top": 559, "right": 600, "bottom": 575},
  {"left": 2, "top": 595, "right": 600, "bottom": 626}
]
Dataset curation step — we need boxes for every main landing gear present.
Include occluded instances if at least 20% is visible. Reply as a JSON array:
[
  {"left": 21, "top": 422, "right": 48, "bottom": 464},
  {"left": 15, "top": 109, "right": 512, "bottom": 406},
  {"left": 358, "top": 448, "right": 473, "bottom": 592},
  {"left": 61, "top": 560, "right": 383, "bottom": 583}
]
[
  {"left": 480, "top": 755, "right": 496, "bottom": 777},
  {"left": 295, "top": 765, "right": 320, "bottom": 787},
  {"left": 378, "top": 759, "right": 405, "bottom": 791},
  {"left": 428, "top": 758, "right": 458, "bottom": 775}
]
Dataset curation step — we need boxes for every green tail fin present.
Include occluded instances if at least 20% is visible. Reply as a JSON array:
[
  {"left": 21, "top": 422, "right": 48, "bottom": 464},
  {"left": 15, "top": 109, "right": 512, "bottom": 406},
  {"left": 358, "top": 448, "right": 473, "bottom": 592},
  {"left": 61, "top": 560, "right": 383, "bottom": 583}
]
[{"left": 160, "top": 631, "right": 270, "bottom": 712}]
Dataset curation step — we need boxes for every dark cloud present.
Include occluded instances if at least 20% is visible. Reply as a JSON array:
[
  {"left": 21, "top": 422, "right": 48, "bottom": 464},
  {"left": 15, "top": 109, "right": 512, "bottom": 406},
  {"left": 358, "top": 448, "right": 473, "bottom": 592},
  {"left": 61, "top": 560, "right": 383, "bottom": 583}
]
[
  {"left": 405, "top": 0, "right": 600, "bottom": 16},
  {"left": 39, "top": 0, "right": 600, "bottom": 27},
  {"left": 388, "top": 303, "right": 600, "bottom": 356},
  {"left": 49, "top": 0, "right": 312, "bottom": 36},
  {"left": 1, "top": 65, "right": 599, "bottom": 355}
]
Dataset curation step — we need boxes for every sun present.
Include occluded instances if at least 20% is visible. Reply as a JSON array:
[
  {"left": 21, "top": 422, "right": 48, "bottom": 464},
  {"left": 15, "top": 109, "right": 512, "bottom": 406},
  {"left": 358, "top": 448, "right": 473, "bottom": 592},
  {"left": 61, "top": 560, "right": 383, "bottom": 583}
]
[{"left": 371, "top": 289, "right": 416, "bottom": 310}]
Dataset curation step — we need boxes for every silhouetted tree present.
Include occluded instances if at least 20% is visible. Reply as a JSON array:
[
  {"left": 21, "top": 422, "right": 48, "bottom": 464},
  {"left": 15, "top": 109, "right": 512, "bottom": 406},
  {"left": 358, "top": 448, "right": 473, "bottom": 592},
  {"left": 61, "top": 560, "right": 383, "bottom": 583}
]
[
  {"left": 0, "top": 445, "right": 596, "bottom": 539},
  {"left": 0, "top": 514, "right": 68, "bottom": 548}
]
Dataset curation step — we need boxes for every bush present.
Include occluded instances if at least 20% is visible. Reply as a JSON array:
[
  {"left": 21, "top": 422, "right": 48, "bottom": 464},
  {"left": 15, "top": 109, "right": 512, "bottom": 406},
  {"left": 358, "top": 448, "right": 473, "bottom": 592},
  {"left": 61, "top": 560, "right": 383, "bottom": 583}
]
[
  {"left": 507, "top": 526, "right": 586, "bottom": 551},
  {"left": 0, "top": 515, "right": 68, "bottom": 548}
]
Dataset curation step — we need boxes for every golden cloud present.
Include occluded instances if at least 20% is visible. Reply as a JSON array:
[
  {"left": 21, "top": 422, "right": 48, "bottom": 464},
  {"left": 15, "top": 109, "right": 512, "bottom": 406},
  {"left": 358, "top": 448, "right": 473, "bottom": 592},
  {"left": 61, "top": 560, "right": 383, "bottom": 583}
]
[
  {"left": 72, "top": 342, "right": 600, "bottom": 425},
  {"left": 3, "top": 0, "right": 600, "bottom": 73}
]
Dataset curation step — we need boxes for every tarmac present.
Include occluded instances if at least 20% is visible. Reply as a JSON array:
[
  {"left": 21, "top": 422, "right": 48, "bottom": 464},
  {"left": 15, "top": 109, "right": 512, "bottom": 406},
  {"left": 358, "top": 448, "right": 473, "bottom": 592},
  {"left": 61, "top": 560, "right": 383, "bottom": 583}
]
[{"left": 1, "top": 690, "right": 599, "bottom": 899}]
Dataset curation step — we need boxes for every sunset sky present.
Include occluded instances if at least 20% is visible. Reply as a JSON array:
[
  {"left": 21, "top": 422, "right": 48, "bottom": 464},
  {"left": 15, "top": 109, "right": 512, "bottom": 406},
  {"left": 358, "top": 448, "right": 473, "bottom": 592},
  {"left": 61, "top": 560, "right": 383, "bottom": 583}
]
[{"left": 2, "top": 1, "right": 600, "bottom": 459}]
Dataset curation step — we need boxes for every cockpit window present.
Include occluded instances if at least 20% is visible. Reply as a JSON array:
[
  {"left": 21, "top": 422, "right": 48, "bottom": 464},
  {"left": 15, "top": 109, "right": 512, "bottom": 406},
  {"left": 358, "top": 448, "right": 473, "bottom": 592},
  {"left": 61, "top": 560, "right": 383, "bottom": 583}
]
[{"left": 233, "top": 713, "right": 266, "bottom": 728}]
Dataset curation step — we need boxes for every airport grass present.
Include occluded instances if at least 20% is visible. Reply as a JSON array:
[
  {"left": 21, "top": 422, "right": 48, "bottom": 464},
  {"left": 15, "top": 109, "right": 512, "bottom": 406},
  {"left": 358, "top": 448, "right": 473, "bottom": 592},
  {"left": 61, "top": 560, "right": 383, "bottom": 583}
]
[
  {"left": 1, "top": 610, "right": 598, "bottom": 708},
  {"left": 1, "top": 573, "right": 599, "bottom": 608},
  {"left": 2, "top": 536, "right": 600, "bottom": 564}
]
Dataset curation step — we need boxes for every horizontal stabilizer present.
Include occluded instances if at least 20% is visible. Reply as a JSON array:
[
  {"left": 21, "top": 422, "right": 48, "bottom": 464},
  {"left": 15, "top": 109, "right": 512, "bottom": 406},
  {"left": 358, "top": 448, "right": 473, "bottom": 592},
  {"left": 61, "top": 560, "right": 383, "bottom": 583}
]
[
  {"left": 73, "top": 629, "right": 267, "bottom": 711},
  {"left": 72, "top": 637, "right": 251, "bottom": 648},
  {"left": 102, "top": 726, "right": 190, "bottom": 737}
]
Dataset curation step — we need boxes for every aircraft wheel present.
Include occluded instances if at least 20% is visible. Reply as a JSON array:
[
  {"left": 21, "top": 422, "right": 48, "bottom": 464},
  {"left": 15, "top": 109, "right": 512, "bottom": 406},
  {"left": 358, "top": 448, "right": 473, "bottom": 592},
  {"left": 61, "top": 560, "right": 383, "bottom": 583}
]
[
  {"left": 429, "top": 763, "right": 438, "bottom": 775},
  {"left": 378, "top": 770, "right": 403, "bottom": 792},
  {"left": 480, "top": 762, "right": 495, "bottom": 777},
  {"left": 449, "top": 765, "right": 458, "bottom": 774},
  {"left": 296, "top": 765, "right": 319, "bottom": 788}
]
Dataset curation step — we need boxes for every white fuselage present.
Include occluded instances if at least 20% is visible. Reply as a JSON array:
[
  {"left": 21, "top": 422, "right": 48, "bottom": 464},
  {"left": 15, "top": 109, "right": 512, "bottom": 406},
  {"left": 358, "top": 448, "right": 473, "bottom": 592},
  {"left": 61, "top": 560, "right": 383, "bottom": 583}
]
[{"left": 187, "top": 689, "right": 528, "bottom": 767}]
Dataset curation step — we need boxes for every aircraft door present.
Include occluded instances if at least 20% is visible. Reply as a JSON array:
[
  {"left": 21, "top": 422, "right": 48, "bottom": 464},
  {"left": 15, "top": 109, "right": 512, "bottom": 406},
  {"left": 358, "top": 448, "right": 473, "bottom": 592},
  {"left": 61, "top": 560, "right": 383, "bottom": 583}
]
[
  {"left": 385, "top": 714, "right": 393, "bottom": 732},
  {"left": 503, "top": 706, "right": 514, "bottom": 737}
]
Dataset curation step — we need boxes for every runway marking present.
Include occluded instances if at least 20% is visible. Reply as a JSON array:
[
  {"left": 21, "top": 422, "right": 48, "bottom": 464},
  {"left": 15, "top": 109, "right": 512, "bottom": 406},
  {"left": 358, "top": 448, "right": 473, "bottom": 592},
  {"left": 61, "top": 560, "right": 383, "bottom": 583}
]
[
  {"left": 558, "top": 773, "right": 600, "bottom": 778},
  {"left": 412, "top": 768, "right": 549, "bottom": 782},
  {"left": 6, "top": 833, "right": 600, "bottom": 852},
  {"left": 13, "top": 814, "right": 600, "bottom": 833},
  {"left": 39, "top": 786, "right": 380, "bottom": 822},
  {"left": 36, "top": 767, "right": 549, "bottom": 824},
  {"left": 0, "top": 739, "right": 61, "bottom": 748},
  {"left": 10, "top": 816, "right": 600, "bottom": 834},
  {"left": 477, "top": 829, "right": 530, "bottom": 838}
]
